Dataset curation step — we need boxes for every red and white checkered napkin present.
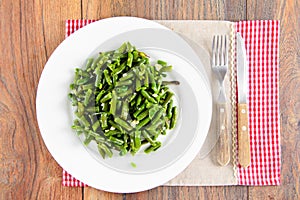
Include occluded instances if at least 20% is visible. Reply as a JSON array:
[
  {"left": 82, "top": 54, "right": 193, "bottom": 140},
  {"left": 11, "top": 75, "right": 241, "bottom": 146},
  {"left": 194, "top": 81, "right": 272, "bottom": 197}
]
[
  {"left": 236, "top": 21, "right": 280, "bottom": 185},
  {"left": 62, "top": 20, "right": 280, "bottom": 187}
]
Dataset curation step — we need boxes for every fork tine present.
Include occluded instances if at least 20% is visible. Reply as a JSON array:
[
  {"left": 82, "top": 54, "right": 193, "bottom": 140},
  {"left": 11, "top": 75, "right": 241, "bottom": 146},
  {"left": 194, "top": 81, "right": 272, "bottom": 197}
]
[
  {"left": 224, "top": 35, "right": 228, "bottom": 67},
  {"left": 216, "top": 35, "right": 220, "bottom": 66},
  {"left": 212, "top": 35, "right": 228, "bottom": 68},
  {"left": 212, "top": 35, "right": 216, "bottom": 67},
  {"left": 220, "top": 35, "right": 225, "bottom": 66}
]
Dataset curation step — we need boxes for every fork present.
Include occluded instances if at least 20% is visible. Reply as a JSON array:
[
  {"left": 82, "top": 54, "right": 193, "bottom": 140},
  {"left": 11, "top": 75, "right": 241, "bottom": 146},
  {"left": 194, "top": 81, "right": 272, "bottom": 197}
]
[{"left": 212, "top": 35, "right": 230, "bottom": 166}]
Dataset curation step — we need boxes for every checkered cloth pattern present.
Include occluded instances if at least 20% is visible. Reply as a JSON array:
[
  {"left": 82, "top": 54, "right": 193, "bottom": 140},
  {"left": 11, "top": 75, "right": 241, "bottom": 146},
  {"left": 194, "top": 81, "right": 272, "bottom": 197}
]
[
  {"left": 62, "top": 19, "right": 280, "bottom": 187},
  {"left": 236, "top": 21, "right": 281, "bottom": 185}
]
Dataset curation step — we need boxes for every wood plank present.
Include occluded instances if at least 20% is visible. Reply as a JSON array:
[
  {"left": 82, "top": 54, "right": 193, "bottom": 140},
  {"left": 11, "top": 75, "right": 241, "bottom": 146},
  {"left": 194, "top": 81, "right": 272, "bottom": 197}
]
[
  {"left": 83, "top": 188, "right": 123, "bottom": 200},
  {"left": 247, "top": 0, "right": 300, "bottom": 199},
  {"left": 82, "top": 0, "right": 245, "bottom": 20},
  {"left": 81, "top": 0, "right": 248, "bottom": 199},
  {"left": 0, "top": 0, "right": 82, "bottom": 199}
]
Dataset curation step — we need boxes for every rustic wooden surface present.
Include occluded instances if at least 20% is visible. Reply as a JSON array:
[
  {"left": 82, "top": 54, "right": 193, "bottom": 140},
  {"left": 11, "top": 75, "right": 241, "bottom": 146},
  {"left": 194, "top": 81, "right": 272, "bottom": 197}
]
[{"left": 0, "top": 0, "right": 299, "bottom": 199}]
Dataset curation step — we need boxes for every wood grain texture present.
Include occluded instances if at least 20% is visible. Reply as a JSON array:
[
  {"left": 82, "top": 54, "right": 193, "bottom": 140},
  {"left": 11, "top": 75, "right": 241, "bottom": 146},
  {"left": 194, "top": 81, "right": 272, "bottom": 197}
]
[
  {"left": 216, "top": 103, "right": 230, "bottom": 166},
  {"left": 0, "top": 0, "right": 82, "bottom": 199},
  {"left": 247, "top": 0, "right": 300, "bottom": 199},
  {"left": 237, "top": 103, "right": 250, "bottom": 168},
  {"left": 0, "top": 0, "right": 298, "bottom": 199},
  {"left": 82, "top": 0, "right": 245, "bottom": 20}
]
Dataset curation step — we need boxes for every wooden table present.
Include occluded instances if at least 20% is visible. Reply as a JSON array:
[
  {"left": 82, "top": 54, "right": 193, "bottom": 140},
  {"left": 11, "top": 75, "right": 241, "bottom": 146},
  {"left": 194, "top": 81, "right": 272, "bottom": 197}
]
[{"left": 1, "top": 0, "right": 299, "bottom": 199}]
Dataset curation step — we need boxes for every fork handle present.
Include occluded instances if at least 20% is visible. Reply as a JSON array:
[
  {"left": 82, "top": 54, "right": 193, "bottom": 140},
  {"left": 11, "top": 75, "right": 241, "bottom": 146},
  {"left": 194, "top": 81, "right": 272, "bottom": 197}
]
[{"left": 216, "top": 103, "right": 230, "bottom": 166}]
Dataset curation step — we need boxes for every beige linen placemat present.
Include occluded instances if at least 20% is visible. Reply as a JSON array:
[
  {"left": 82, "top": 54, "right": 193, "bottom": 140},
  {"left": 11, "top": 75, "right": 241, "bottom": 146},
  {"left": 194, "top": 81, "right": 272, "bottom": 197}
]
[{"left": 157, "top": 20, "right": 237, "bottom": 185}]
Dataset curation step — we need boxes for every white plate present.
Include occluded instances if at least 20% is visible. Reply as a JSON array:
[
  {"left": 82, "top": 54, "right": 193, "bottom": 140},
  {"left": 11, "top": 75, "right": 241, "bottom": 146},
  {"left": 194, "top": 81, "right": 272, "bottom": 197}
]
[{"left": 36, "top": 17, "right": 212, "bottom": 193}]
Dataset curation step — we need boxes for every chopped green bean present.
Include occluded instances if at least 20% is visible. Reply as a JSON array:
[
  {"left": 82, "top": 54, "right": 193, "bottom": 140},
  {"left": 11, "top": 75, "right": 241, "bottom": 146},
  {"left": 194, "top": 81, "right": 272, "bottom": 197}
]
[
  {"left": 100, "top": 92, "right": 112, "bottom": 103},
  {"left": 110, "top": 90, "right": 117, "bottom": 115},
  {"left": 69, "top": 42, "right": 179, "bottom": 159},
  {"left": 170, "top": 106, "right": 178, "bottom": 129},
  {"left": 83, "top": 89, "right": 92, "bottom": 106},
  {"left": 141, "top": 90, "right": 157, "bottom": 103},
  {"left": 103, "top": 70, "right": 112, "bottom": 85},
  {"left": 115, "top": 117, "right": 133, "bottom": 131}
]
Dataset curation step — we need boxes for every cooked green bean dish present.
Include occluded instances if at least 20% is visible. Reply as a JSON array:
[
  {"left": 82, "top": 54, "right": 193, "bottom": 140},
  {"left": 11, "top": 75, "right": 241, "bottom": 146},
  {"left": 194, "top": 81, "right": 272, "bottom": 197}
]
[{"left": 68, "top": 42, "right": 179, "bottom": 158}]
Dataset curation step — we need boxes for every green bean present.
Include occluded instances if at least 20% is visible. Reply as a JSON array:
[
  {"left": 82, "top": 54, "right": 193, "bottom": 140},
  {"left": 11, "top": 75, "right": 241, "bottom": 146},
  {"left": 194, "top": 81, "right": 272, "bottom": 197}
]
[
  {"left": 94, "top": 66, "right": 103, "bottom": 87},
  {"left": 127, "top": 52, "right": 133, "bottom": 67},
  {"left": 113, "top": 62, "right": 126, "bottom": 75},
  {"left": 116, "top": 80, "right": 132, "bottom": 87},
  {"left": 92, "top": 120, "right": 100, "bottom": 131},
  {"left": 147, "top": 118, "right": 163, "bottom": 130},
  {"left": 68, "top": 93, "right": 77, "bottom": 106},
  {"left": 132, "top": 50, "right": 139, "bottom": 60},
  {"left": 97, "top": 145, "right": 106, "bottom": 158},
  {"left": 91, "top": 55, "right": 102, "bottom": 70},
  {"left": 95, "top": 90, "right": 106, "bottom": 103},
  {"left": 97, "top": 55, "right": 109, "bottom": 69},
  {"left": 116, "top": 42, "right": 127, "bottom": 53},
  {"left": 169, "top": 106, "right": 178, "bottom": 129},
  {"left": 164, "top": 117, "right": 170, "bottom": 129},
  {"left": 139, "top": 51, "right": 148, "bottom": 58},
  {"left": 115, "top": 117, "right": 133, "bottom": 131},
  {"left": 120, "top": 101, "right": 129, "bottom": 120},
  {"left": 108, "top": 120, "right": 124, "bottom": 132},
  {"left": 98, "top": 143, "right": 113, "bottom": 158},
  {"left": 136, "top": 109, "right": 149, "bottom": 121},
  {"left": 69, "top": 42, "right": 179, "bottom": 159},
  {"left": 83, "top": 89, "right": 92, "bottom": 106},
  {"left": 100, "top": 113, "right": 108, "bottom": 129},
  {"left": 162, "top": 81, "right": 180, "bottom": 85},
  {"left": 134, "top": 130, "right": 141, "bottom": 150},
  {"left": 162, "top": 91, "right": 173, "bottom": 107},
  {"left": 130, "top": 162, "right": 137, "bottom": 168},
  {"left": 160, "top": 65, "right": 173, "bottom": 72},
  {"left": 107, "top": 62, "right": 116, "bottom": 71},
  {"left": 84, "top": 135, "right": 94, "bottom": 146},
  {"left": 79, "top": 115, "right": 90, "bottom": 127},
  {"left": 103, "top": 69, "right": 112, "bottom": 85},
  {"left": 133, "top": 104, "right": 146, "bottom": 118},
  {"left": 129, "top": 92, "right": 137, "bottom": 102},
  {"left": 136, "top": 94, "right": 142, "bottom": 106},
  {"left": 141, "top": 90, "right": 157, "bottom": 103},
  {"left": 142, "top": 130, "right": 154, "bottom": 145},
  {"left": 118, "top": 88, "right": 133, "bottom": 98},
  {"left": 157, "top": 60, "right": 167, "bottom": 66},
  {"left": 135, "top": 78, "right": 141, "bottom": 91},
  {"left": 145, "top": 100, "right": 153, "bottom": 109},
  {"left": 76, "top": 78, "right": 89, "bottom": 85},
  {"left": 166, "top": 99, "right": 173, "bottom": 119},
  {"left": 102, "top": 102, "right": 109, "bottom": 112},
  {"left": 136, "top": 117, "right": 151, "bottom": 130},
  {"left": 110, "top": 90, "right": 117, "bottom": 115},
  {"left": 82, "top": 83, "right": 94, "bottom": 90},
  {"left": 77, "top": 68, "right": 90, "bottom": 77},
  {"left": 119, "top": 72, "right": 134, "bottom": 81},
  {"left": 144, "top": 69, "right": 149, "bottom": 87},
  {"left": 100, "top": 92, "right": 112, "bottom": 103},
  {"left": 149, "top": 105, "right": 159, "bottom": 119},
  {"left": 147, "top": 68, "right": 157, "bottom": 92},
  {"left": 115, "top": 86, "right": 128, "bottom": 93},
  {"left": 144, "top": 141, "right": 161, "bottom": 154},
  {"left": 109, "top": 136, "right": 124, "bottom": 146},
  {"left": 151, "top": 109, "right": 164, "bottom": 125}
]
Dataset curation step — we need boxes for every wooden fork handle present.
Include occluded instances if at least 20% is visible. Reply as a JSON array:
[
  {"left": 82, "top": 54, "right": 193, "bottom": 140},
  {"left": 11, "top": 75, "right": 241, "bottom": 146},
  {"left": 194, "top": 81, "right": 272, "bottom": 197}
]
[{"left": 217, "top": 103, "right": 230, "bottom": 166}]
